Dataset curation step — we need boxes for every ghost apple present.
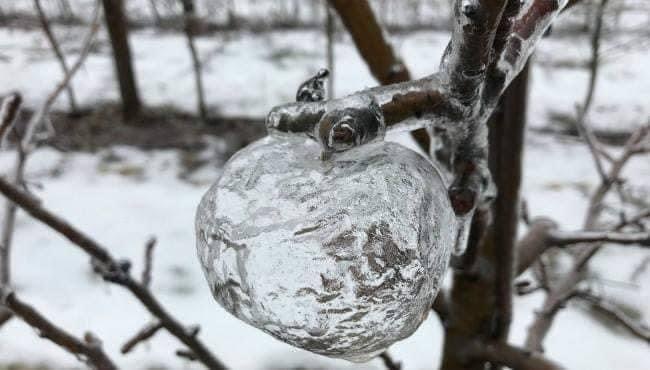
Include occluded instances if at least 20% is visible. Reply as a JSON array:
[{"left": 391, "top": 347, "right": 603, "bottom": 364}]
[{"left": 195, "top": 133, "right": 456, "bottom": 362}]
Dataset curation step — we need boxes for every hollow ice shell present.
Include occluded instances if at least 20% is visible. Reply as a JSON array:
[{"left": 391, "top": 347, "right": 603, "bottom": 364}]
[{"left": 195, "top": 134, "right": 455, "bottom": 362}]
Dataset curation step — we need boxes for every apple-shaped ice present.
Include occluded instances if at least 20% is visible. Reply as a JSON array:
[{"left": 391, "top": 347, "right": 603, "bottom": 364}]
[{"left": 195, "top": 129, "right": 456, "bottom": 361}]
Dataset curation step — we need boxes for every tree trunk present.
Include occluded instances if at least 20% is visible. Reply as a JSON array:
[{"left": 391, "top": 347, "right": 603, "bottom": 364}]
[
  {"left": 102, "top": 0, "right": 141, "bottom": 120},
  {"left": 325, "top": 3, "right": 335, "bottom": 99},
  {"left": 181, "top": 0, "right": 208, "bottom": 123},
  {"left": 440, "top": 62, "right": 530, "bottom": 370}
]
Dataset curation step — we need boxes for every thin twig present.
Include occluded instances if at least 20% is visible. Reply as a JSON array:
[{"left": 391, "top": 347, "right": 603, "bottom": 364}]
[
  {"left": 525, "top": 126, "right": 650, "bottom": 352},
  {"left": 121, "top": 321, "right": 164, "bottom": 354},
  {"left": 1, "top": 288, "right": 116, "bottom": 370},
  {"left": 22, "top": 1, "right": 100, "bottom": 153},
  {"left": 575, "top": 291, "right": 650, "bottom": 343},
  {"left": 573, "top": 0, "right": 610, "bottom": 183},
  {"left": 0, "top": 93, "right": 22, "bottom": 145},
  {"left": 34, "top": 0, "right": 78, "bottom": 113},
  {"left": 0, "top": 177, "right": 227, "bottom": 370},
  {"left": 379, "top": 351, "right": 401, "bottom": 370},
  {"left": 142, "top": 236, "right": 156, "bottom": 288}
]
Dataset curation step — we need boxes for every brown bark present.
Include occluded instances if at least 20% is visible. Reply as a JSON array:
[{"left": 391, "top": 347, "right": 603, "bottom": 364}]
[
  {"left": 327, "top": 0, "right": 430, "bottom": 152},
  {"left": 2, "top": 290, "right": 116, "bottom": 370},
  {"left": 102, "top": 0, "right": 141, "bottom": 119},
  {"left": 440, "top": 62, "right": 530, "bottom": 370},
  {"left": 181, "top": 0, "right": 208, "bottom": 123}
]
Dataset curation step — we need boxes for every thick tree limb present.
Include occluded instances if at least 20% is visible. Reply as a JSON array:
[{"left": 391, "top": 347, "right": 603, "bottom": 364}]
[
  {"left": 327, "top": 0, "right": 409, "bottom": 84},
  {"left": 1, "top": 288, "right": 116, "bottom": 370},
  {"left": 0, "top": 178, "right": 227, "bottom": 370}
]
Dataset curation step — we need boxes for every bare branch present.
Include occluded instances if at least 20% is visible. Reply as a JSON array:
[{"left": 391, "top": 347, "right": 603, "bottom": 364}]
[
  {"left": 327, "top": 0, "right": 409, "bottom": 84},
  {"left": 576, "top": 291, "right": 650, "bottom": 343},
  {"left": 0, "top": 308, "right": 12, "bottom": 327},
  {"left": 585, "top": 124, "right": 649, "bottom": 229},
  {"left": 379, "top": 351, "right": 401, "bottom": 370},
  {"left": 1, "top": 288, "right": 116, "bottom": 370},
  {"left": 432, "top": 289, "right": 450, "bottom": 325},
  {"left": 121, "top": 321, "right": 164, "bottom": 354},
  {"left": 0, "top": 93, "right": 22, "bottom": 145},
  {"left": 473, "top": 341, "right": 566, "bottom": 370},
  {"left": 23, "top": 1, "right": 101, "bottom": 152},
  {"left": 33, "top": 0, "right": 78, "bottom": 113},
  {"left": 0, "top": 177, "right": 227, "bottom": 370},
  {"left": 548, "top": 230, "right": 650, "bottom": 247},
  {"left": 141, "top": 236, "right": 156, "bottom": 288},
  {"left": 516, "top": 217, "right": 650, "bottom": 275},
  {"left": 516, "top": 217, "right": 558, "bottom": 275},
  {"left": 0, "top": 93, "right": 23, "bottom": 291}
]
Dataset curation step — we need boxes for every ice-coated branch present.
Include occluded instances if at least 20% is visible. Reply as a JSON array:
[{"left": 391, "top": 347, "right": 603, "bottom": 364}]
[
  {"left": 441, "top": 0, "right": 507, "bottom": 107},
  {"left": 472, "top": 341, "right": 565, "bottom": 370},
  {"left": 267, "top": 0, "right": 575, "bottom": 217},
  {"left": 0, "top": 288, "right": 116, "bottom": 370},
  {"left": 0, "top": 177, "right": 228, "bottom": 370}
]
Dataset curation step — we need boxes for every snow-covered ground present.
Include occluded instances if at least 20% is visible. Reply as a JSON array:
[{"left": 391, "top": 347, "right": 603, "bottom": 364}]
[{"left": 0, "top": 22, "right": 649, "bottom": 370}]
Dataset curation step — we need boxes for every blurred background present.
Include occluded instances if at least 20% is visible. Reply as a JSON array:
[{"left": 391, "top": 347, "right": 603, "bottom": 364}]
[{"left": 0, "top": 0, "right": 648, "bottom": 369}]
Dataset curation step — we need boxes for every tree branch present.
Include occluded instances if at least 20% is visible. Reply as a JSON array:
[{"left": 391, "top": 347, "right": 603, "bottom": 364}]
[
  {"left": 121, "top": 321, "right": 164, "bottom": 354},
  {"left": 379, "top": 351, "right": 401, "bottom": 370},
  {"left": 141, "top": 236, "right": 156, "bottom": 288},
  {"left": 0, "top": 177, "right": 228, "bottom": 370},
  {"left": 327, "top": 0, "right": 431, "bottom": 152},
  {"left": 548, "top": 230, "right": 650, "bottom": 247},
  {"left": 516, "top": 217, "right": 650, "bottom": 275},
  {"left": 34, "top": 0, "right": 78, "bottom": 113},
  {"left": 473, "top": 341, "right": 566, "bottom": 370},
  {"left": 1, "top": 288, "right": 116, "bottom": 370},
  {"left": 576, "top": 291, "right": 650, "bottom": 343}
]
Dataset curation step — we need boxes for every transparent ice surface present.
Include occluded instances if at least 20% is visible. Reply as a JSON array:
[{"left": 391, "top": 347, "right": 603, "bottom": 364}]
[{"left": 196, "top": 134, "right": 456, "bottom": 362}]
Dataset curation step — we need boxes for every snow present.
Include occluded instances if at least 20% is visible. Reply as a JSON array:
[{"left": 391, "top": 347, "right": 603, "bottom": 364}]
[{"left": 0, "top": 14, "right": 649, "bottom": 370}]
